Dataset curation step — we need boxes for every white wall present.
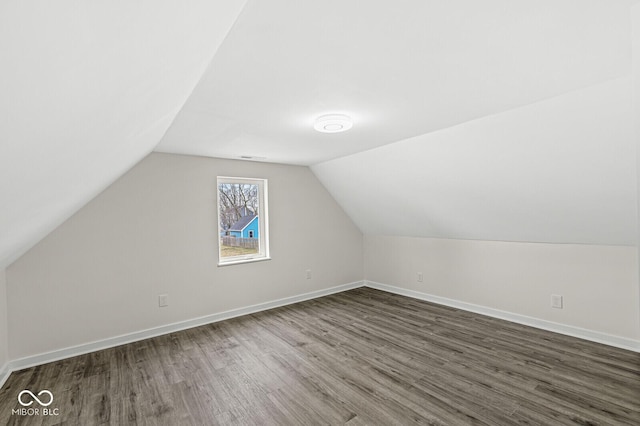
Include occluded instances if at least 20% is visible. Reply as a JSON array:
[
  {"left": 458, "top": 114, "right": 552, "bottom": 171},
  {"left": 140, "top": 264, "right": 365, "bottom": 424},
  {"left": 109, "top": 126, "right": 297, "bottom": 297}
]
[
  {"left": 0, "top": 269, "right": 8, "bottom": 370},
  {"left": 6, "top": 153, "right": 363, "bottom": 359},
  {"left": 365, "top": 235, "right": 640, "bottom": 342}
]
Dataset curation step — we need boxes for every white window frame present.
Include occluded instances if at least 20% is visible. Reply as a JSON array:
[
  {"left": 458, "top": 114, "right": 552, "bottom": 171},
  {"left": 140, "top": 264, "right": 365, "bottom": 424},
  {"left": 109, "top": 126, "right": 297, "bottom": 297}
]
[{"left": 217, "top": 176, "right": 270, "bottom": 266}]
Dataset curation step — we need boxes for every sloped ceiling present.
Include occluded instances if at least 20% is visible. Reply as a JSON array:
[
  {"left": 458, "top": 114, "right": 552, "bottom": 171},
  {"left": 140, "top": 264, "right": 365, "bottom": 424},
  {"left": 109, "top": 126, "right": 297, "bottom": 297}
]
[
  {"left": 156, "top": 0, "right": 634, "bottom": 165},
  {"left": 156, "top": 0, "right": 637, "bottom": 246},
  {"left": 312, "top": 77, "right": 637, "bottom": 245},
  {"left": 1, "top": 1, "right": 638, "bottom": 270},
  {"left": 0, "top": 1, "right": 247, "bottom": 268}
]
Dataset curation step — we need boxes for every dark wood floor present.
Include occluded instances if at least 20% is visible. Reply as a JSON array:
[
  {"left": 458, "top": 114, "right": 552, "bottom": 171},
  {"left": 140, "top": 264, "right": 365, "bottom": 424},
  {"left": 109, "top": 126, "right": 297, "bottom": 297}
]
[{"left": 1, "top": 287, "right": 639, "bottom": 425}]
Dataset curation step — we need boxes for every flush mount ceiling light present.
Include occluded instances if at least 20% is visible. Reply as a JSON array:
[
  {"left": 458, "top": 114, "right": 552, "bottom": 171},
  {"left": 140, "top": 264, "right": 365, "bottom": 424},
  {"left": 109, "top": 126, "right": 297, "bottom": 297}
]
[{"left": 313, "top": 114, "right": 353, "bottom": 133}]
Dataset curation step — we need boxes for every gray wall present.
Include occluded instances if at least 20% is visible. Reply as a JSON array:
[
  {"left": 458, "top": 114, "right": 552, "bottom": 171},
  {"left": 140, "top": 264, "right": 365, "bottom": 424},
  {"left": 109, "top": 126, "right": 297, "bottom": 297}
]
[
  {"left": 364, "top": 235, "right": 639, "bottom": 341},
  {"left": 633, "top": 2, "right": 640, "bottom": 346},
  {"left": 0, "top": 269, "right": 7, "bottom": 370},
  {"left": 6, "top": 153, "right": 363, "bottom": 359}
]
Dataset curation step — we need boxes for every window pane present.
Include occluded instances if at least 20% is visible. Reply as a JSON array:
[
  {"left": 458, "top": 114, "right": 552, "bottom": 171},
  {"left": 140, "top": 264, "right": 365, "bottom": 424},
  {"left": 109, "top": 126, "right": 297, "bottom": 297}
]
[{"left": 218, "top": 183, "right": 260, "bottom": 259}]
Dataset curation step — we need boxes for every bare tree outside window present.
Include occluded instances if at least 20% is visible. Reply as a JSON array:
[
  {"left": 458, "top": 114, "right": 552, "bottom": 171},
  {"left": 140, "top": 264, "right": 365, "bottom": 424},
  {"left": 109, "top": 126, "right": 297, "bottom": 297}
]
[
  {"left": 217, "top": 178, "right": 269, "bottom": 264},
  {"left": 218, "top": 183, "right": 258, "bottom": 234}
]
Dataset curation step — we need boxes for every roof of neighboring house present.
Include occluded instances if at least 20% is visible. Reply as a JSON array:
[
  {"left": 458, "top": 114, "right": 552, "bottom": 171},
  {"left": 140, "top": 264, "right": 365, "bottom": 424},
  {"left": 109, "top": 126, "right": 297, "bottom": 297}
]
[{"left": 229, "top": 214, "right": 257, "bottom": 231}]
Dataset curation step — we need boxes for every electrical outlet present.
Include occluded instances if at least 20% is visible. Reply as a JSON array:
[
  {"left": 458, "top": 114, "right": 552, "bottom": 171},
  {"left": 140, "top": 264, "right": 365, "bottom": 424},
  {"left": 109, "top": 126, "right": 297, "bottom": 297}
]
[
  {"left": 158, "top": 294, "right": 168, "bottom": 307},
  {"left": 306, "top": 269, "right": 312, "bottom": 279},
  {"left": 551, "top": 294, "right": 563, "bottom": 309},
  {"left": 417, "top": 272, "right": 423, "bottom": 282}
]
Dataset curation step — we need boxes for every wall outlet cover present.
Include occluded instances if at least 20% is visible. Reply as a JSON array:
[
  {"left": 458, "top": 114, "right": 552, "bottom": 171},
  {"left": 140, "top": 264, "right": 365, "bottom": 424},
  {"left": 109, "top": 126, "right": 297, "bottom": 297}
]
[{"left": 159, "top": 294, "right": 168, "bottom": 307}]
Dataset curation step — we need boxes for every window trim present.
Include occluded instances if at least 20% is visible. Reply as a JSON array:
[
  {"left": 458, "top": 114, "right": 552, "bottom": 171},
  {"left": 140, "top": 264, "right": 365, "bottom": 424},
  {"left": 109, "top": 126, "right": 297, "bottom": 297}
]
[{"left": 216, "top": 176, "right": 270, "bottom": 266}]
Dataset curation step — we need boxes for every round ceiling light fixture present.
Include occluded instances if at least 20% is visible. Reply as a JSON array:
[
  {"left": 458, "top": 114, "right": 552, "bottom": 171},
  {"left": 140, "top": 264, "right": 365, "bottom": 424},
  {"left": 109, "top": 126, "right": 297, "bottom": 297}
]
[{"left": 313, "top": 114, "right": 353, "bottom": 133}]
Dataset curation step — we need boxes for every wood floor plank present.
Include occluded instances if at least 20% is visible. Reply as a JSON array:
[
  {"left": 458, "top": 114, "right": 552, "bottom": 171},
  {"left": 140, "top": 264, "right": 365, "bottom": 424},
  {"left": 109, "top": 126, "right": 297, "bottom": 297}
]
[{"left": 1, "top": 287, "right": 639, "bottom": 425}]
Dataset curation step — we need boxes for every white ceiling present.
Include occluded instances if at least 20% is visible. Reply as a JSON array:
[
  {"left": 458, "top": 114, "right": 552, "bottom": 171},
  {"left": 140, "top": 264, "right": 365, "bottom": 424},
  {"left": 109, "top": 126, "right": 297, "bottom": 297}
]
[
  {"left": 156, "top": 0, "right": 634, "bottom": 165},
  {"left": 1, "top": 0, "right": 639, "bottom": 269},
  {"left": 312, "top": 77, "right": 637, "bottom": 245}
]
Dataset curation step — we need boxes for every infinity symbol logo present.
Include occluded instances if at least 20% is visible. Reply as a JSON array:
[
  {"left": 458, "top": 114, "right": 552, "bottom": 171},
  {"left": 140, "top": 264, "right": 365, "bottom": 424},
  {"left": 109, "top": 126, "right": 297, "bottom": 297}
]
[{"left": 18, "top": 390, "right": 54, "bottom": 407}]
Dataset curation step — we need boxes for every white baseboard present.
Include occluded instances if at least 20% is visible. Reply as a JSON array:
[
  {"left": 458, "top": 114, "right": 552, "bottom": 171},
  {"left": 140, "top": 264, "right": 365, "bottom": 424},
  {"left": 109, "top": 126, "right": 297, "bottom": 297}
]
[
  {"left": 2, "top": 278, "right": 637, "bottom": 390},
  {"left": 3, "top": 281, "right": 364, "bottom": 381},
  {"left": 365, "top": 280, "right": 640, "bottom": 353}
]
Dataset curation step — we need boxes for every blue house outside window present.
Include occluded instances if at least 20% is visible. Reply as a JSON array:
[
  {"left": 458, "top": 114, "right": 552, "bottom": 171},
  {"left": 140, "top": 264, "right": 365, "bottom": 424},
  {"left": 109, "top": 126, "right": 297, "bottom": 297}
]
[{"left": 228, "top": 214, "right": 259, "bottom": 239}]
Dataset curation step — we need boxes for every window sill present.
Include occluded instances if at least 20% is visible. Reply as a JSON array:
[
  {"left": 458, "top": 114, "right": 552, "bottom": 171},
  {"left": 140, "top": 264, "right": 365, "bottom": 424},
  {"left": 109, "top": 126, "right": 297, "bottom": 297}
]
[{"left": 217, "top": 256, "right": 272, "bottom": 267}]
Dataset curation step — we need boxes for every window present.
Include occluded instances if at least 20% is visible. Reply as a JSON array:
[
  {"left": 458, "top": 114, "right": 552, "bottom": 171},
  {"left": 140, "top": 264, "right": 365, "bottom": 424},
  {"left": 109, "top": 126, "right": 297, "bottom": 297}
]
[{"left": 217, "top": 177, "right": 269, "bottom": 265}]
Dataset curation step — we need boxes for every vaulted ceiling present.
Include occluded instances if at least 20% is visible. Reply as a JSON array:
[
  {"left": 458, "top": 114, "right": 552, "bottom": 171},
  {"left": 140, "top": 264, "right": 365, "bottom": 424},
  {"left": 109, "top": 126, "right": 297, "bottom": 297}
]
[
  {"left": 1, "top": 0, "right": 639, "bottom": 268},
  {"left": 0, "top": 1, "right": 247, "bottom": 268},
  {"left": 156, "top": 0, "right": 635, "bottom": 165}
]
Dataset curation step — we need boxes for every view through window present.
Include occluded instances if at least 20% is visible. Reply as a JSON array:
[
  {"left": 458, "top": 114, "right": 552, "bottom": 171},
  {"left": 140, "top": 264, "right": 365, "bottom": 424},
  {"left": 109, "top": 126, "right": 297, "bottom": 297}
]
[{"left": 217, "top": 177, "right": 269, "bottom": 265}]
